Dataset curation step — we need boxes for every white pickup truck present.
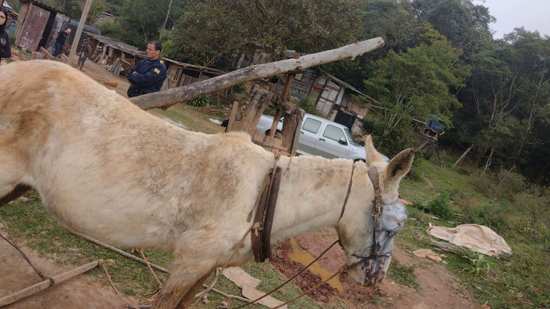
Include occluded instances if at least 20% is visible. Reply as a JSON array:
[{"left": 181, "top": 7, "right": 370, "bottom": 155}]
[{"left": 256, "top": 113, "right": 367, "bottom": 161}]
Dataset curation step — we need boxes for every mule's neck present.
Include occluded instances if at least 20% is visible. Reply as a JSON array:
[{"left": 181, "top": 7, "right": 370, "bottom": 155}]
[{"left": 269, "top": 156, "right": 363, "bottom": 243}]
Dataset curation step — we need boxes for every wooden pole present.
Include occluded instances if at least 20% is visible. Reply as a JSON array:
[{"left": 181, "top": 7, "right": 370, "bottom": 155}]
[
  {"left": 162, "top": 0, "right": 174, "bottom": 30},
  {"left": 453, "top": 145, "right": 473, "bottom": 168},
  {"left": 0, "top": 261, "right": 99, "bottom": 307},
  {"left": 130, "top": 37, "right": 385, "bottom": 110},
  {"left": 69, "top": 0, "right": 93, "bottom": 66},
  {"left": 71, "top": 231, "right": 169, "bottom": 273}
]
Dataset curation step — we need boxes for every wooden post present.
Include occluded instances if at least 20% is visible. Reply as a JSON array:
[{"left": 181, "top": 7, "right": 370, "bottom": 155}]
[
  {"left": 130, "top": 37, "right": 385, "bottom": 110},
  {"left": 69, "top": 0, "right": 93, "bottom": 66},
  {"left": 0, "top": 261, "right": 99, "bottom": 307},
  {"left": 71, "top": 231, "right": 169, "bottom": 273},
  {"left": 453, "top": 145, "right": 473, "bottom": 168},
  {"left": 226, "top": 101, "right": 240, "bottom": 133},
  {"left": 162, "top": 0, "right": 174, "bottom": 30},
  {"left": 283, "top": 109, "right": 304, "bottom": 155}
]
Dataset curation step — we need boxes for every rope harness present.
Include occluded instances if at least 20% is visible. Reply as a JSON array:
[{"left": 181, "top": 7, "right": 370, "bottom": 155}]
[{"left": 238, "top": 162, "right": 391, "bottom": 308}]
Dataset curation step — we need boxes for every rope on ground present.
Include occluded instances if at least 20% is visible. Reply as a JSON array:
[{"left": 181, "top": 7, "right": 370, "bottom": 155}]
[
  {"left": 195, "top": 267, "right": 221, "bottom": 299},
  {"left": 138, "top": 249, "right": 163, "bottom": 288},
  {"left": 100, "top": 260, "right": 139, "bottom": 308},
  {"left": 0, "top": 230, "right": 49, "bottom": 281},
  {"left": 204, "top": 285, "right": 250, "bottom": 303}
]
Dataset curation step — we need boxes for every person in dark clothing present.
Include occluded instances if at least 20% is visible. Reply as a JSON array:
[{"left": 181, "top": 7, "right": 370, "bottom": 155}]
[
  {"left": 127, "top": 41, "right": 167, "bottom": 98},
  {"left": 77, "top": 35, "right": 92, "bottom": 70},
  {"left": 53, "top": 28, "right": 71, "bottom": 57},
  {"left": 0, "top": 9, "right": 11, "bottom": 64}
]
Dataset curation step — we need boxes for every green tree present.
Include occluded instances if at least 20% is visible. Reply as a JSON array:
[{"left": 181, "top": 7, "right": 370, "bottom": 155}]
[
  {"left": 412, "top": 0, "right": 494, "bottom": 62},
  {"left": 364, "top": 29, "right": 468, "bottom": 153},
  {"left": 44, "top": 0, "right": 106, "bottom": 22},
  {"left": 167, "top": 0, "right": 366, "bottom": 66},
  {"left": 452, "top": 29, "right": 550, "bottom": 177}
]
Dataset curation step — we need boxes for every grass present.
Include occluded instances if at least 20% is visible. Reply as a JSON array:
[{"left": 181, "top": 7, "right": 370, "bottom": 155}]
[
  {"left": 388, "top": 261, "right": 418, "bottom": 290},
  {"left": 151, "top": 105, "right": 225, "bottom": 134},
  {"left": 398, "top": 157, "right": 550, "bottom": 309}
]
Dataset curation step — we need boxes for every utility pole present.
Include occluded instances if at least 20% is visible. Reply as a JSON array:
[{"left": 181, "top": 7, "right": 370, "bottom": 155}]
[
  {"left": 69, "top": 0, "right": 93, "bottom": 66},
  {"left": 162, "top": 0, "right": 174, "bottom": 30}
]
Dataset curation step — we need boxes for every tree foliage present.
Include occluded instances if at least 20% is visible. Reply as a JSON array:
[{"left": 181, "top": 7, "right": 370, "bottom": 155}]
[
  {"left": 364, "top": 28, "right": 468, "bottom": 153},
  {"left": 44, "top": 0, "right": 106, "bottom": 22},
  {"left": 91, "top": 0, "right": 550, "bottom": 183},
  {"left": 166, "top": 0, "right": 366, "bottom": 65}
]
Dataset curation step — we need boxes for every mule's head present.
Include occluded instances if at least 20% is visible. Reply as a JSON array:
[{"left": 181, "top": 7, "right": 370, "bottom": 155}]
[{"left": 338, "top": 135, "right": 414, "bottom": 286}]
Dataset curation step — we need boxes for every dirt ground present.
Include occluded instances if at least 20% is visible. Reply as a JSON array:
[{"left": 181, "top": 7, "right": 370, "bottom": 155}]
[
  {"left": 0, "top": 226, "right": 130, "bottom": 309},
  {"left": 272, "top": 229, "right": 478, "bottom": 309}
]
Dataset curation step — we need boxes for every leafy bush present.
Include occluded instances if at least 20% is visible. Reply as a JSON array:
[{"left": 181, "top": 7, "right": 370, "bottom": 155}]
[
  {"left": 460, "top": 200, "right": 508, "bottom": 232},
  {"left": 188, "top": 96, "right": 211, "bottom": 107},
  {"left": 412, "top": 192, "right": 454, "bottom": 220},
  {"left": 97, "top": 20, "right": 125, "bottom": 42},
  {"left": 298, "top": 96, "right": 317, "bottom": 115},
  {"left": 363, "top": 115, "right": 417, "bottom": 156},
  {"left": 471, "top": 172, "right": 498, "bottom": 197},
  {"left": 495, "top": 169, "right": 527, "bottom": 199}
]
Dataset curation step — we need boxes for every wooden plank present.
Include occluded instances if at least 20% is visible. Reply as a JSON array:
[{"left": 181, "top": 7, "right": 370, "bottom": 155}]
[
  {"left": 71, "top": 231, "right": 169, "bottom": 274},
  {"left": 226, "top": 101, "right": 240, "bottom": 133},
  {"left": 131, "top": 37, "right": 385, "bottom": 110},
  {"left": 0, "top": 261, "right": 99, "bottom": 307},
  {"left": 69, "top": 0, "right": 93, "bottom": 66},
  {"left": 17, "top": 4, "right": 50, "bottom": 51}
]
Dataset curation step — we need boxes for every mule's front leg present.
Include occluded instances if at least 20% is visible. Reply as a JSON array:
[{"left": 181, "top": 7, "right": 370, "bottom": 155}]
[
  {"left": 152, "top": 230, "right": 227, "bottom": 309},
  {"left": 152, "top": 256, "right": 216, "bottom": 309}
]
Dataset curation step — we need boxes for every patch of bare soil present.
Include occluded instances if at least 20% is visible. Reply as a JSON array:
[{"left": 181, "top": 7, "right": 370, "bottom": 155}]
[
  {"left": 271, "top": 241, "right": 340, "bottom": 303},
  {"left": 272, "top": 229, "right": 479, "bottom": 309},
  {"left": 0, "top": 228, "right": 130, "bottom": 309}
]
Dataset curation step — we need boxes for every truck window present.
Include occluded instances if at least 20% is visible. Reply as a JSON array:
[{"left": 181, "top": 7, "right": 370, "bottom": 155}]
[
  {"left": 302, "top": 118, "right": 322, "bottom": 134},
  {"left": 323, "top": 125, "right": 346, "bottom": 142}
]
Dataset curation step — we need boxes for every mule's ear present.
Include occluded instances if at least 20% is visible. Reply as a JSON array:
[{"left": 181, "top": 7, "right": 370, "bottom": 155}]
[
  {"left": 385, "top": 148, "right": 415, "bottom": 183},
  {"left": 365, "top": 135, "right": 385, "bottom": 166}
]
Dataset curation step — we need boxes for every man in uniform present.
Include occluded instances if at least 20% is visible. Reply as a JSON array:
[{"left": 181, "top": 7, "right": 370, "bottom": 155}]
[
  {"left": 53, "top": 27, "right": 71, "bottom": 57},
  {"left": 127, "top": 41, "right": 167, "bottom": 98}
]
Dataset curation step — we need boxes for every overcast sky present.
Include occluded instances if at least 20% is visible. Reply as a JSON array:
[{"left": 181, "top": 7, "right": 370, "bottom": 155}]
[{"left": 476, "top": 0, "right": 550, "bottom": 38}]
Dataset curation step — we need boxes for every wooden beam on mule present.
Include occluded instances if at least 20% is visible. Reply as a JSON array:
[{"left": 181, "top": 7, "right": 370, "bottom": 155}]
[
  {"left": 130, "top": 37, "right": 385, "bottom": 110},
  {"left": 0, "top": 261, "right": 99, "bottom": 307}
]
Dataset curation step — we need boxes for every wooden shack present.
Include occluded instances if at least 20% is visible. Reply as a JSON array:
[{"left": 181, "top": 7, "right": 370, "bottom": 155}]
[
  {"left": 85, "top": 33, "right": 225, "bottom": 90},
  {"left": 15, "top": 0, "right": 70, "bottom": 52}
]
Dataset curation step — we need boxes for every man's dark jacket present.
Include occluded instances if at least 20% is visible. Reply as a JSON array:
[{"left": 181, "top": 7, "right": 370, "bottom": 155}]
[
  {"left": 127, "top": 59, "right": 167, "bottom": 97},
  {"left": 0, "top": 25, "right": 11, "bottom": 60}
]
